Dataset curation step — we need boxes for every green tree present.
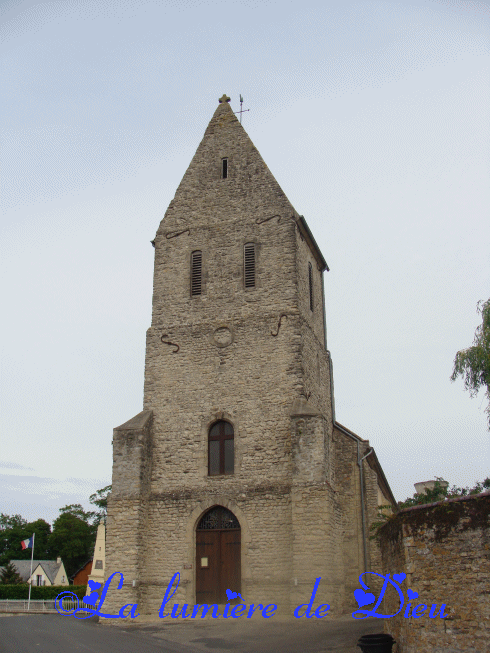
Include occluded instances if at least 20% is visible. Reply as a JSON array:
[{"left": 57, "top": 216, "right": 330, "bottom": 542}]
[
  {"left": 26, "top": 519, "right": 52, "bottom": 559},
  {"left": 47, "top": 487, "right": 111, "bottom": 574},
  {"left": 0, "top": 561, "right": 23, "bottom": 584},
  {"left": 48, "top": 513, "right": 94, "bottom": 578},
  {"left": 0, "top": 487, "right": 109, "bottom": 573},
  {"left": 446, "top": 477, "right": 490, "bottom": 497},
  {"left": 0, "top": 515, "right": 27, "bottom": 530},
  {"left": 89, "top": 485, "right": 111, "bottom": 525},
  {"left": 0, "top": 515, "right": 51, "bottom": 566},
  {"left": 451, "top": 298, "right": 490, "bottom": 429},
  {"left": 57, "top": 485, "right": 111, "bottom": 527},
  {"left": 58, "top": 504, "right": 96, "bottom": 524},
  {"left": 0, "top": 514, "right": 27, "bottom": 564}
]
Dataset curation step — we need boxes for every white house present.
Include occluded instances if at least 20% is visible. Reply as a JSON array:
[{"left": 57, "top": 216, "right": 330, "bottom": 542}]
[{"left": 9, "top": 558, "right": 68, "bottom": 586}]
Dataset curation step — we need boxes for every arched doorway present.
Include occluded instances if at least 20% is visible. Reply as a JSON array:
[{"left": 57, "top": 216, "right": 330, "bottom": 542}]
[{"left": 196, "top": 506, "right": 241, "bottom": 604}]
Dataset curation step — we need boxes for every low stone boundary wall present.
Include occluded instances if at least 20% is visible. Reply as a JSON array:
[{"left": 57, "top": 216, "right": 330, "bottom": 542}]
[{"left": 379, "top": 491, "right": 490, "bottom": 652}]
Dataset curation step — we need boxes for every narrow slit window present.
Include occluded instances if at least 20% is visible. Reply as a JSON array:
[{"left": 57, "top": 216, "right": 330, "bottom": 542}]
[
  {"left": 191, "top": 250, "right": 202, "bottom": 296},
  {"left": 222, "top": 158, "right": 228, "bottom": 179},
  {"left": 244, "top": 243, "right": 255, "bottom": 288},
  {"left": 308, "top": 262, "right": 314, "bottom": 311}
]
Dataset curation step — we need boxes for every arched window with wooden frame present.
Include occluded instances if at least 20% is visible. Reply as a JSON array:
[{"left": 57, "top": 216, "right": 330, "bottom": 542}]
[{"left": 208, "top": 420, "right": 234, "bottom": 475}]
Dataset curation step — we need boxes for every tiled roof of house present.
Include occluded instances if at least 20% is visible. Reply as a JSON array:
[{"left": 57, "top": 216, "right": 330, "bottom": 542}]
[{"left": 9, "top": 559, "right": 63, "bottom": 584}]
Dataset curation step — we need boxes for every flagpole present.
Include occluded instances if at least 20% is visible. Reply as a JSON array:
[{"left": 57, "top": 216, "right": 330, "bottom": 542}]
[{"left": 27, "top": 533, "right": 35, "bottom": 611}]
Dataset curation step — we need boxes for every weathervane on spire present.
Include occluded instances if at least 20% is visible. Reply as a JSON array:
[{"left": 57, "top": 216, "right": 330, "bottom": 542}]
[{"left": 235, "top": 94, "right": 250, "bottom": 124}]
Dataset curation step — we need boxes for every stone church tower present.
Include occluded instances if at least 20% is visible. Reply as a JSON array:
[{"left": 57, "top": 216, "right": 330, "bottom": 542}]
[{"left": 105, "top": 95, "right": 395, "bottom": 616}]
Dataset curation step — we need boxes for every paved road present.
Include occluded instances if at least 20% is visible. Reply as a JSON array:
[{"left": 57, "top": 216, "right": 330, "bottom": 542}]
[
  {"left": 0, "top": 614, "right": 201, "bottom": 653},
  {"left": 126, "top": 614, "right": 385, "bottom": 653},
  {"left": 0, "top": 613, "right": 385, "bottom": 653}
]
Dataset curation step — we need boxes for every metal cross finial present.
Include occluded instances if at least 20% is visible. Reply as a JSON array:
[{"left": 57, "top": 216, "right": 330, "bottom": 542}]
[
  {"left": 219, "top": 94, "right": 231, "bottom": 103},
  {"left": 235, "top": 94, "right": 250, "bottom": 124}
]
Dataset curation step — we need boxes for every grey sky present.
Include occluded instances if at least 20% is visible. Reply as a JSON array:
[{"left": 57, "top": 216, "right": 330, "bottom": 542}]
[{"left": 1, "top": 0, "right": 489, "bottom": 524}]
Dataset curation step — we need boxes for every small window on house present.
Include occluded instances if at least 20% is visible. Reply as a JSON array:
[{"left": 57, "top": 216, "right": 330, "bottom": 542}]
[
  {"left": 191, "top": 250, "right": 202, "bottom": 296},
  {"left": 308, "top": 262, "right": 314, "bottom": 311},
  {"left": 36, "top": 575, "right": 43, "bottom": 586},
  {"left": 208, "top": 420, "right": 234, "bottom": 475},
  {"left": 244, "top": 243, "right": 255, "bottom": 288},
  {"left": 222, "top": 158, "right": 228, "bottom": 179}
]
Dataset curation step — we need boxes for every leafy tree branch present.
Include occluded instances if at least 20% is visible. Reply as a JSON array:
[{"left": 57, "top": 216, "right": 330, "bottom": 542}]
[{"left": 451, "top": 298, "right": 490, "bottom": 429}]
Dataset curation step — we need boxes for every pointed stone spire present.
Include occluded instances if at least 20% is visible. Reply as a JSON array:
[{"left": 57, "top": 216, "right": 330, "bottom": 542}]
[
  {"left": 157, "top": 95, "right": 298, "bottom": 235},
  {"left": 202, "top": 92, "right": 239, "bottom": 138}
]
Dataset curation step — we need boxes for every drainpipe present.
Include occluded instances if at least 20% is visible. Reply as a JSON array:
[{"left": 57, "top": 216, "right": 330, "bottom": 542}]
[{"left": 358, "top": 447, "right": 374, "bottom": 573}]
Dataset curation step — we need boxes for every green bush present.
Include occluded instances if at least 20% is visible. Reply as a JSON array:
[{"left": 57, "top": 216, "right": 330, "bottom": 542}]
[{"left": 0, "top": 584, "right": 87, "bottom": 600}]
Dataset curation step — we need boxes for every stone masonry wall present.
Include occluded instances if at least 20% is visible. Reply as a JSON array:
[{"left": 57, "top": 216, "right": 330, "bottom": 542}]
[
  {"left": 332, "top": 425, "right": 387, "bottom": 611},
  {"left": 105, "top": 411, "right": 153, "bottom": 610},
  {"left": 379, "top": 492, "right": 490, "bottom": 653},
  {"left": 290, "top": 481, "right": 344, "bottom": 614},
  {"left": 295, "top": 225, "right": 327, "bottom": 349},
  {"left": 140, "top": 489, "right": 293, "bottom": 614}
]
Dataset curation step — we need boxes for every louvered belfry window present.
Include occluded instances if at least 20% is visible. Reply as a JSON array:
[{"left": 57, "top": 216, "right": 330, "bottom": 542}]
[
  {"left": 308, "top": 262, "right": 314, "bottom": 311},
  {"left": 244, "top": 243, "right": 255, "bottom": 288},
  {"left": 191, "top": 250, "right": 202, "bottom": 296}
]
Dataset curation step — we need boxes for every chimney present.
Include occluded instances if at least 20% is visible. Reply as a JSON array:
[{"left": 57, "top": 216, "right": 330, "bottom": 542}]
[{"left": 57, "top": 557, "right": 61, "bottom": 564}]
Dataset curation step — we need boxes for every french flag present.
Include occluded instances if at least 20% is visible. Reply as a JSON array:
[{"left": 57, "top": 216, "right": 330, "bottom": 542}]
[{"left": 21, "top": 536, "right": 33, "bottom": 550}]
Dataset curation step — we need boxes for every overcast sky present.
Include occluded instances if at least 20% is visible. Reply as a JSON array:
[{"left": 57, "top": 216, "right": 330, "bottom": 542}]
[{"left": 1, "top": 0, "right": 489, "bottom": 525}]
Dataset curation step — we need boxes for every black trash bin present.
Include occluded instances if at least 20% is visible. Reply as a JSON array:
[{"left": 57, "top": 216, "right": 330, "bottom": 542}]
[{"left": 357, "top": 632, "right": 396, "bottom": 653}]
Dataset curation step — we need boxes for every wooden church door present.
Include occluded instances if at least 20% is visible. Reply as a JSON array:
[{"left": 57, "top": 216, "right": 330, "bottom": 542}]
[{"left": 196, "top": 506, "right": 241, "bottom": 604}]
